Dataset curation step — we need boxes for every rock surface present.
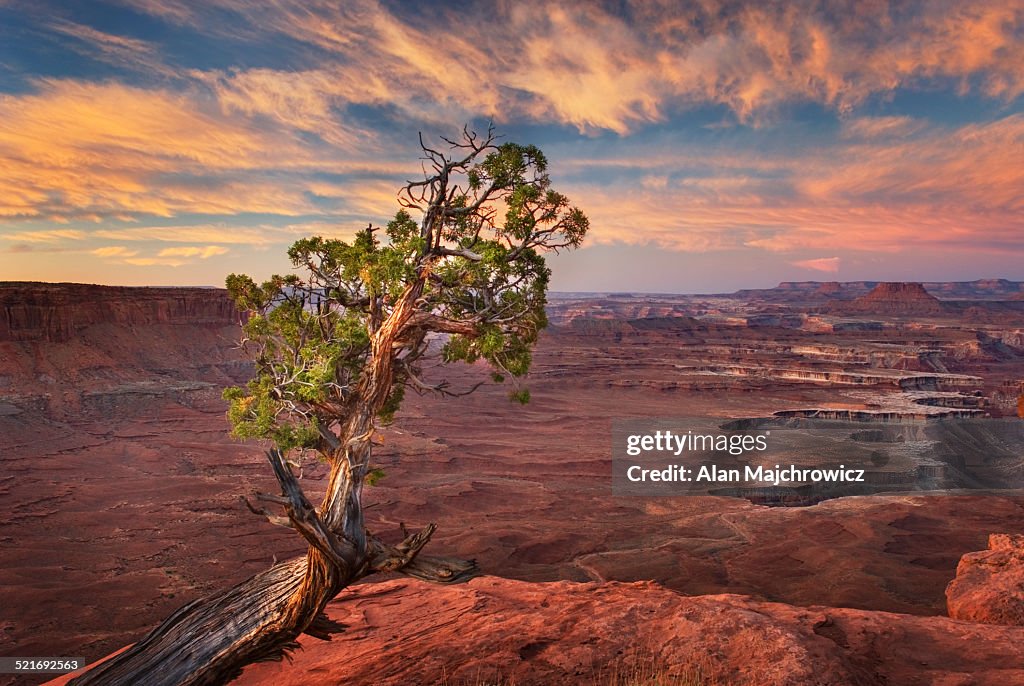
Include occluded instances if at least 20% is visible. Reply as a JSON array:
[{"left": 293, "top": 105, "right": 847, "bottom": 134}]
[
  {"left": 0, "top": 282, "right": 238, "bottom": 343},
  {"left": 831, "top": 282, "right": 947, "bottom": 316},
  {"left": 947, "top": 533, "right": 1024, "bottom": 626},
  {"left": 0, "top": 282, "right": 248, "bottom": 421},
  {"left": 50, "top": 576, "right": 1024, "bottom": 686}
]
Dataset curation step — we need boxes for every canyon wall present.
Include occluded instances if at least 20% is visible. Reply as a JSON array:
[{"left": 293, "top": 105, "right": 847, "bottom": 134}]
[
  {"left": 0, "top": 282, "right": 239, "bottom": 343},
  {"left": 0, "top": 283, "right": 247, "bottom": 419}
]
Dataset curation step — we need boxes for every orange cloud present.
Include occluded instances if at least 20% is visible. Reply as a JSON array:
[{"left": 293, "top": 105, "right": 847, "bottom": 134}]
[
  {"left": 123, "top": 256, "right": 189, "bottom": 267},
  {"left": 91, "top": 246, "right": 139, "bottom": 257},
  {"left": 46, "top": 20, "right": 175, "bottom": 77},
  {"left": 192, "top": 68, "right": 389, "bottom": 149},
  {"left": 0, "top": 229, "right": 87, "bottom": 242},
  {"left": 92, "top": 226, "right": 279, "bottom": 245},
  {"left": 117, "top": 0, "right": 1024, "bottom": 132},
  {"left": 0, "top": 78, "right": 398, "bottom": 223},
  {"left": 797, "top": 114, "right": 1024, "bottom": 210},
  {"left": 86, "top": 244, "right": 229, "bottom": 267},
  {"left": 157, "top": 245, "right": 229, "bottom": 258},
  {"left": 841, "top": 116, "right": 927, "bottom": 140}
]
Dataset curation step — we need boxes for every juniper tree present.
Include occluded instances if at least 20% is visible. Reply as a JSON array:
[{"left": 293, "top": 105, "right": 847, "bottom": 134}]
[{"left": 70, "top": 127, "right": 588, "bottom": 686}]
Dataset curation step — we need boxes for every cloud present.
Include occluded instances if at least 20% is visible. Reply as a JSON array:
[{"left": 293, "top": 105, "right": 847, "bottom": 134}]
[
  {"left": 93, "top": 225, "right": 286, "bottom": 245},
  {"left": 3, "top": 0, "right": 1024, "bottom": 285},
  {"left": 0, "top": 229, "right": 87, "bottom": 242},
  {"left": 45, "top": 20, "right": 174, "bottom": 77},
  {"left": 91, "top": 245, "right": 139, "bottom": 257},
  {"left": 841, "top": 116, "right": 928, "bottom": 140},
  {"left": 122, "top": 256, "right": 189, "bottom": 267},
  {"left": 114, "top": 0, "right": 1024, "bottom": 133},
  {"left": 87, "top": 244, "right": 227, "bottom": 267},
  {"left": 796, "top": 114, "right": 1024, "bottom": 210},
  {"left": 0, "top": 78, "right": 398, "bottom": 223},
  {"left": 88, "top": 243, "right": 226, "bottom": 265},
  {"left": 157, "top": 245, "right": 228, "bottom": 258},
  {"left": 792, "top": 257, "right": 841, "bottom": 273},
  {"left": 109, "top": 0, "right": 197, "bottom": 25},
  {"left": 559, "top": 112, "right": 1024, "bottom": 256},
  {"left": 277, "top": 220, "right": 363, "bottom": 239},
  {"left": 192, "top": 68, "right": 389, "bottom": 149}
]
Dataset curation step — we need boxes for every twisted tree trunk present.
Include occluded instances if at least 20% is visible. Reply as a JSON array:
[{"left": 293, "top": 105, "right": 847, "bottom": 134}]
[{"left": 70, "top": 281, "right": 478, "bottom": 685}]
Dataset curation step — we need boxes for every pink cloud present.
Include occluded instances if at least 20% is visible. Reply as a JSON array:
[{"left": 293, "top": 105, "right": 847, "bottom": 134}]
[{"left": 792, "top": 257, "right": 841, "bottom": 273}]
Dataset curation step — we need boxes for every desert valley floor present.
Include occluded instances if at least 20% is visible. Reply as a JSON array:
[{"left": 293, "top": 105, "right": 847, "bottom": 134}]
[{"left": 3, "top": 280, "right": 1024, "bottom": 685}]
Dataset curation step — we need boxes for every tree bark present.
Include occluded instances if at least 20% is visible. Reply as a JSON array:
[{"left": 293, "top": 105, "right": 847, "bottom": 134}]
[{"left": 69, "top": 445, "right": 476, "bottom": 685}]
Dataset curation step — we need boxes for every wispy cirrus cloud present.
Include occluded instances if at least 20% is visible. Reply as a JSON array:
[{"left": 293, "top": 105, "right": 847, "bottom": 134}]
[
  {"left": 157, "top": 245, "right": 228, "bottom": 259},
  {"left": 0, "top": 228, "right": 87, "bottom": 242},
  {"left": 0, "top": 80, "right": 420, "bottom": 231},
  {"left": 89, "top": 243, "right": 228, "bottom": 267},
  {"left": 122, "top": 256, "right": 190, "bottom": 267},
  {"left": 798, "top": 114, "right": 1024, "bottom": 211},
  {"left": 113, "top": 0, "right": 1024, "bottom": 133},
  {"left": 840, "top": 116, "right": 928, "bottom": 140},
  {"left": 45, "top": 20, "right": 176, "bottom": 78},
  {"left": 4, "top": 1, "right": 1022, "bottom": 222},
  {"left": 92, "top": 225, "right": 280, "bottom": 245},
  {"left": 191, "top": 68, "right": 389, "bottom": 149},
  {"left": 91, "top": 245, "right": 138, "bottom": 257}
]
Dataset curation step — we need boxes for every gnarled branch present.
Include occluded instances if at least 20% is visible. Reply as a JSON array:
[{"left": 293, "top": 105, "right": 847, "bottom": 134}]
[{"left": 266, "top": 448, "right": 354, "bottom": 570}]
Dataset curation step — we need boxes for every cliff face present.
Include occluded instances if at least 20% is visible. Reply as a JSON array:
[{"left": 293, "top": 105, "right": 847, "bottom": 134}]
[
  {"left": 927, "top": 278, "right": 1024, "bottom": 298},
  {"left": 0, "top": 282, "right": 239, "bottom": 342},
  {"left": 829, "top": 282, "right": 947, "bottom": 316},
  {"left": 732, "top": 281, "right": 875, "bottom": 302},
  {"left": 813, "top": 281, "right": 844, "bottom": 297},
  {"left": 0, "top": 283, "right": 247, "bottom": 418}
]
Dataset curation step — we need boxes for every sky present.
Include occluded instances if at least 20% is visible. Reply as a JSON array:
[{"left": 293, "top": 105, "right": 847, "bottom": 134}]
[{"left": 0, "top": 0, "right": 1022, "bottom": 293}]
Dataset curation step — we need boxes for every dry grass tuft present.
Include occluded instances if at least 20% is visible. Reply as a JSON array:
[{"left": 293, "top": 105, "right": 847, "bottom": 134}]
[{"left": 438, "top": 649, "right": 721, "bottom": 686}]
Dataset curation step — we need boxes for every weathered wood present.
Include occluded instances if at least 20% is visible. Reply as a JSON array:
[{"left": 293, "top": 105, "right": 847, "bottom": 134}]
[{"left": 68, "top": 557, "right": 309, "bottom": 686}]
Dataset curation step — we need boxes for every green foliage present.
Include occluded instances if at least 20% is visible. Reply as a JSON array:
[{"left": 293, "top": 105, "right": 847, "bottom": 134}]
[
  {"left": 222, "top": 383, "right": 319, "bottom": 451},
  {"left": 223, "top": 130, "right": 587, "bottom": 459},
  {"left": 377, "top": 384, "right": 405, "bottom": 424},
  {"left": 510, "top": 389, "right": 531, "bottom": 405},
  {"left": 365, "top": 468, "right": 387, "bottom": 486}
]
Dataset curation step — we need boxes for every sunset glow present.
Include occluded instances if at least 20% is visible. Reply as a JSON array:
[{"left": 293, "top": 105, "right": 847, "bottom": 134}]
[{"left": 1, "top": 0, "right": 1022, "bottom": 291}]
